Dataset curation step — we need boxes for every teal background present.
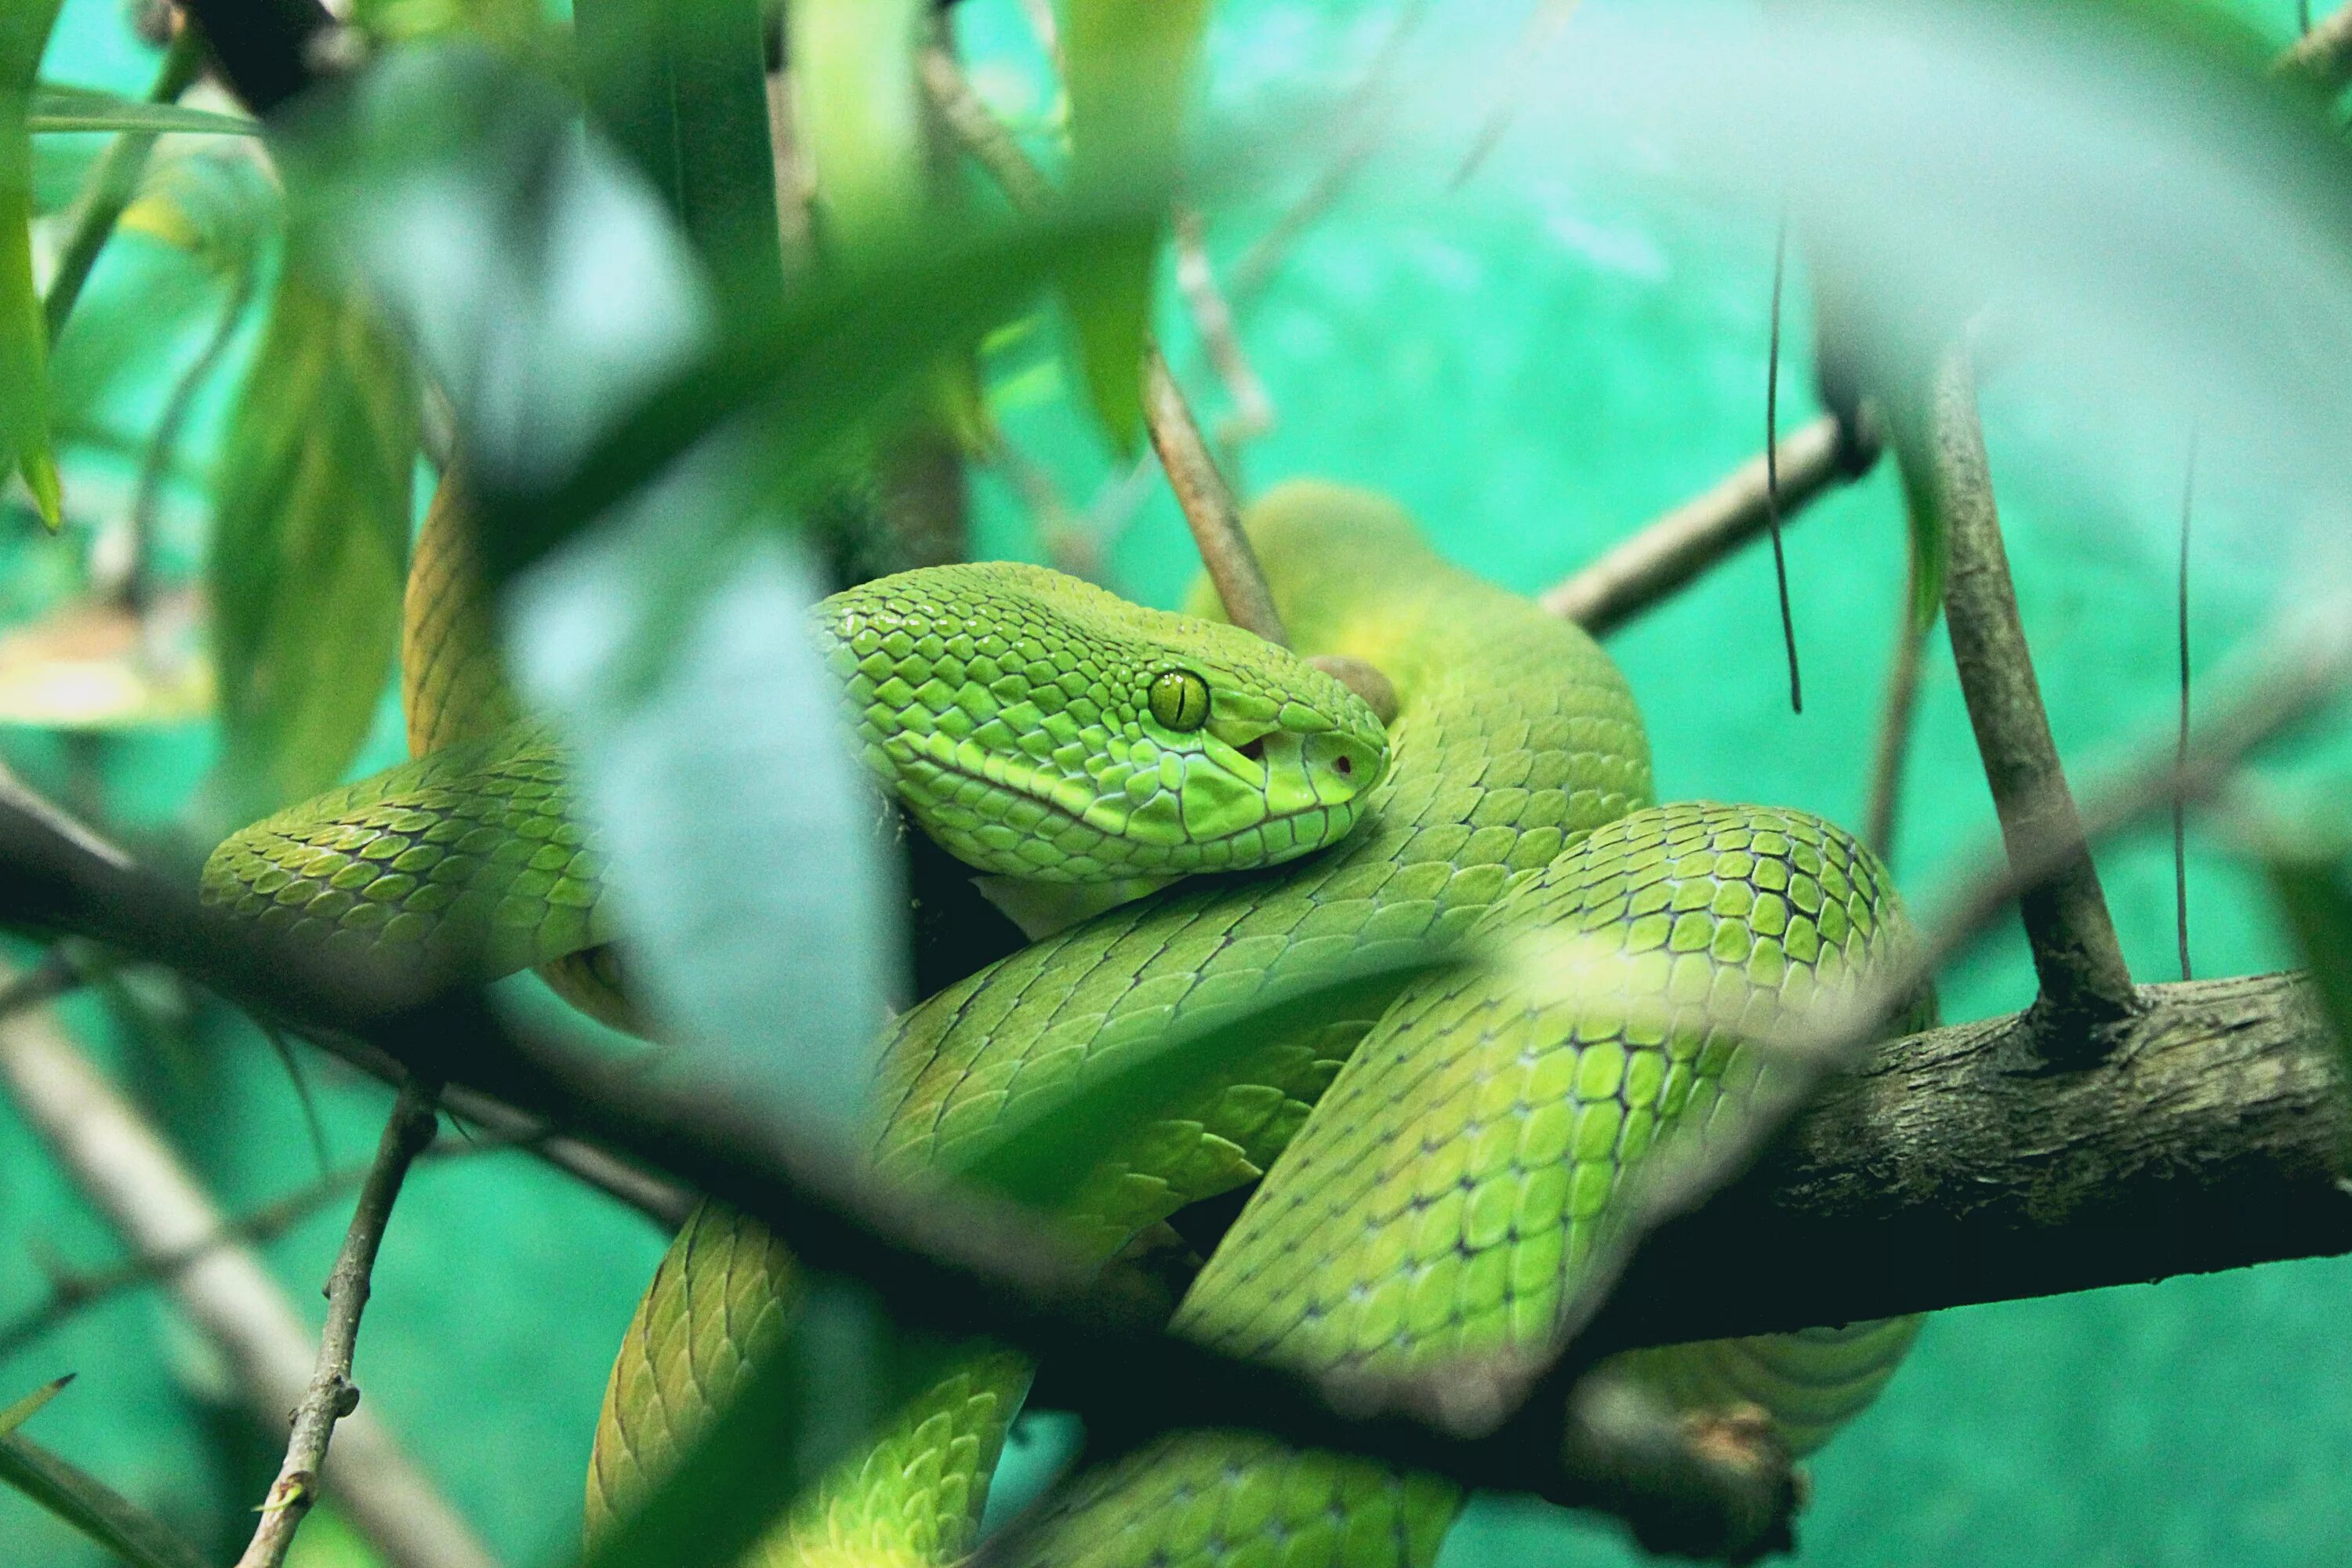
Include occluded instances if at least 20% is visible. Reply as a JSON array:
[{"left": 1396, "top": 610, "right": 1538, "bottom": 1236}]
[{"left": 5, "top": 1, "right": 2350, "bottom": 1565}]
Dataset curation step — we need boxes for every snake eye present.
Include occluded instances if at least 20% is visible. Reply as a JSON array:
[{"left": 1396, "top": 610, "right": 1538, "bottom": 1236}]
[{"left": 1148, "top": 670, "right": 1210, "bottom": 732}]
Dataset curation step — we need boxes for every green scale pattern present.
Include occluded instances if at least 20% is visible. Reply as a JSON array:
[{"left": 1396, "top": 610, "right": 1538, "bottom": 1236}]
[
  {"left": 1008, "top": 804, "right": 1929, "bottom": 1568},
  {"left": 822, "top": 561, "right": 1388, "bottom": 883},
  {"left": 198, "top": 721, "right": 611, "bottom": 977}
]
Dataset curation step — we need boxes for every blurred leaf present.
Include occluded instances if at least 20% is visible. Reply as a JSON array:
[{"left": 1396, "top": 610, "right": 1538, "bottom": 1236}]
[
  {"left": 0, "top": 1429, "right": 209, "bottom": 1568},
  {"left": 290, "top": 45, "right": 1176, "bottom": 589},
  {"left": 2270, "top": 853, "right": 2352, "bottom": 1080},
  {"left": 118, "top": 149, "right": 277, "bottom": 272},
  {"left": 352, "top": 0, "right": 545, "bottom": 49},
  {"left": 790, "top": 0, "right": 928, "bottom": 262},
  {"left": 0, "top": 1375, "right": 69, "bottom": 1437},
  {"left": 574, "top": 0, "right": 781, "bottom": 308},
  {"left": 1058, "top": 0, "right": 1212, "bottom": 450},
  {"left": 210, "top": 248, "right": 417, "bottom": 821},
  {"left": 508, "top": 495, "right": 899, "bottom": 1150},
  {"left": 1886, "top": 408, "right": 1950, "bottom": 635},
  {"left": 0, "top": 0, "right": 64, "bottom": 528},
  {"left": 27, "top": 87, "right": 258, "bottom": 138},
  {"left": 946, "top": 944, "right": 1465, "bottom": 1211},
  {"left": 0, "top": 590, "right": 213, "bottom": 729}
]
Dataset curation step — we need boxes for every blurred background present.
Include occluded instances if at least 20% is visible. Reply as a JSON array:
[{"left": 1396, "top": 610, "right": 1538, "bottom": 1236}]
[{"left": 5, "top": 0, "right": 2350, "bottom": 1563}]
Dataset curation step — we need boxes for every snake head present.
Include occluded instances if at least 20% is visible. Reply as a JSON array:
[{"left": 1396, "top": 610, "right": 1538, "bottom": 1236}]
[{"left": 818, "top": 562, "right": 1389, "bottom": 882}]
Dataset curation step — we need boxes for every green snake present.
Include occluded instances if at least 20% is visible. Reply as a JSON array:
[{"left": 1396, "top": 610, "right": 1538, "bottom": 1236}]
[{"left": 203, "top": 479, "right": 1928, "bottom": 1566}]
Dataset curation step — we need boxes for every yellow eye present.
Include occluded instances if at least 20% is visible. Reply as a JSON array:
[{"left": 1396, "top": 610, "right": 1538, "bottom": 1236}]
[{"left": 1148, "top": 670, "right": 1210, "bottom": 732}]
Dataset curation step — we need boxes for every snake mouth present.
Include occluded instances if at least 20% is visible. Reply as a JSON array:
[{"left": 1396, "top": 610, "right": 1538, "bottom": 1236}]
[{"left": 897, "top": 741, "right": 1372, "bottom": 881}]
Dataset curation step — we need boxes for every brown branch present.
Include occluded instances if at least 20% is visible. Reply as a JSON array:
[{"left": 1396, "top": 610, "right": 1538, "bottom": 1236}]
[
  {"left": 2278, "top": 2, "right": 2352, "bottom": 91},
  {"left": 1541, "top": 412, "right": 1879, "bottom": 635},
  {"left": 1921, "top": 348, "right": 2138, "bottom": 1044},
  {"left": 917, "top": 46, "right": 1292, "bottom": 648},
  {"left": 237, "top": 1076, "right": 440, "bottom": 1568},
  {"left": 0, "top": 974, "right": 496, "bottom": 1568},
  {"left": 1862, "top": 596, "right": 1929, "bottom": 862}
]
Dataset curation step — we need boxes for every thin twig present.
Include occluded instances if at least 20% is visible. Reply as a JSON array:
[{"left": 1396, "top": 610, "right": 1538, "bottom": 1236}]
[
  {"left": 237, "top": 1076, "right": 440, "bottom": 1568},
  {"left": 1924, "top": 347, "right": 2138, "bottom": 1044},
  {"left": 0, "top": 971, "right": 497, "bottom": 1568},
  {"left": 125, "top": 264, "right": 258, "bottom": 614},
  {"left": 1541, "top": 411, "right": 1878, "bottom": 635},
  {"left": 1861, "top": 578, "right": 1929, "bottom": 863},
  {"left": 1450, "top": 0, "right": 1586, "bottom": 187},
  {"left": 1171, "top": 209, "right": 1275, "bottom": 447},
  {"left": 919, "top": 46, "right": 1291, "bottom": 647},
  {"left": 42, "top": 24, "right": 206, "bottom": 341},
  {"left": 1229, "top": 0, "right": 1429, "bottom": 304},
  {"left": 1143, "top": 351, "right": 1288, "bottom": 644}
]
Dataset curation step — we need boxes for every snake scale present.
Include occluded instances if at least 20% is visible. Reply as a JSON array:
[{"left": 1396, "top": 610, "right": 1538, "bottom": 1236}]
[{"left": 203, "top": 479, "right": 1927, "bottom": 1566}]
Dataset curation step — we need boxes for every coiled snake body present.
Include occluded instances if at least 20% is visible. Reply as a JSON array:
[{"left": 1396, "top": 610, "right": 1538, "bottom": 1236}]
[{"left": 204, "top": 481, "right": 1925, "bottom": 1567}]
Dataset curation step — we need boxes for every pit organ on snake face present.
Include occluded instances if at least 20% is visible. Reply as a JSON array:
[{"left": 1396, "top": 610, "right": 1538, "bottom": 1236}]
[{"left": 818, "top": 562, "right": 1391, "bottom": 883}]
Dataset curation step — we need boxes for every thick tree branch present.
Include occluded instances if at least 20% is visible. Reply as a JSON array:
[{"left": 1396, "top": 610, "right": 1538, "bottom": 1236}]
[
  {"left": 1922, "top": 350, "right": 2138, "bottom": 1044},
  {"left": 1541, "top": 412, "right": 1878, "bottom": 636},
  {"left": 0, "top": 975, "right": 495, "bottom": 1568},
  {"left": 1577, "top": 971, "right": 2352, "bottom": 1352},
  {"left": 236, "top": 1076, "right": 441, "bottom": 1568}
]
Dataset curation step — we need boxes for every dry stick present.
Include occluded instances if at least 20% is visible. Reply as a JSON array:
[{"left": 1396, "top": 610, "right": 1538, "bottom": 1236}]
[
  {"left": 1451, "top": 0, "right": 1587, "bottom": 187},
  {"left": 918, "top": 47, "right": 1292, "bottom": 648},
  {"left": 2279, "top": 0, "right": 2352, "bottom": 89},
  {"left": 236, "top": 1076, "right": 441, "bottom": 1568},
  {"left": 0, "top": 977, "right": 496, "bottom": 1568},
  {"left": 1927, "top": 349, "right": 2140, "bottom": 1044},
  {"left": 1172, "top": 207, "right": 1275, "bottom": 448},
  {"left": 1541, "top": 411, "right": 1878, "bottom": 635},
  {"left": 1861, "top": 575, "right": 1929, "bottom": 862}
]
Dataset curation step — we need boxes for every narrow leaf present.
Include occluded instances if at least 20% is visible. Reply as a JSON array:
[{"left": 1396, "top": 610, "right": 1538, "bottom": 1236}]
[
  {"left": 210, "top": 249, "right": 418, "bottom": 823},
  {"left": 28, "top": 86, "right": 258, "bottom": 138},
  {"left": 572, "top": 0, "right": 782, "bottom": 309},
  {"left": 0, "top": 1375, "right": 70, "bottom": 1438},
  {"left": 0, "top": 0, "right": 65, "bottom": 527},
  {"left": 2270, "top": 854, "right": 2352, "bottom": 1080},
  {"left": 0, "top": 1433, "right": 210, "bottom": 1568},
  {"left": 789, "top": 0, "right": 929, "bottom": 263},
  {"left": 1882, "top": 384, "right": 1951, "bottom": 635},
  {"left": 1058, "top": 0, "right": 1213, "bottom": 450},
  {"left": 949, "top": 946, "right": 1465, "bottom": 1210}
]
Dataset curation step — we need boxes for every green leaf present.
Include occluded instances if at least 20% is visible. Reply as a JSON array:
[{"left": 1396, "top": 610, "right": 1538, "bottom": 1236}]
[
  {"left": 1886, "top": 412, "right": 1949, "bottom": 636},
  {"left": 572, "top": 0, "right": 782, "bottom": 310},
  {"left": 947, "top": 944, "right": 1466, "bottom": 1210},
  {"left": 209, "top": 248, "right": 418, "bottom": 823},
  {"left": 789, "top": 0, "right": 930, "bottom": 263},
  {"left": 2269, "top": 853, "right": 2352, "bottom": 1080},
  {"left": 0, "top": 0, "right": 65, "bottom": 527},
  {"left": 0, "top": 1432, "right": 210, "bottom": 1568},
  {"left": 27, "top": 86, "right": 259, "bottom": 138},
  {"left": 1057, "top": 0, "right": 1213, "bottom": 451},
  {"left": 0, "top": 1375, "right": 70, "bottom": 1438}
]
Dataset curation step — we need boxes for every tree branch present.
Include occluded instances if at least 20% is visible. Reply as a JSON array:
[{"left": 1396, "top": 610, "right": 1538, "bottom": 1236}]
[
  {"left": 1921, "top": 348, "right": 2138, "bottom": 1044},
  {"left": 0, "top": 974, "right": 496, "bottom": 1568},
  {"left": 1540, "top": 412, "right": 1879, "bottom": 636},
  {"left": 236, "top": 1076, "right": 440, "bottom": 1568}
]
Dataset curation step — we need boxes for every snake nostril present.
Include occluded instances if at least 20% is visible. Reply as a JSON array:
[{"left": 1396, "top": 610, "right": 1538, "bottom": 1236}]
[{"left": 1334, "top": 754, "right": 1353, "bottom": 777}]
